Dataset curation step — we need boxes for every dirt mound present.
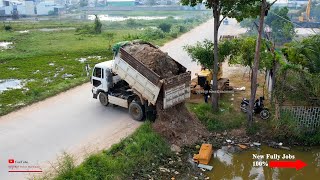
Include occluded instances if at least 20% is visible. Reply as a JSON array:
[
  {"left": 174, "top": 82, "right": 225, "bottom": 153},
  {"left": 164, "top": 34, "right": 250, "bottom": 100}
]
[
  {"left": 152, "top": 102, "right": 209, "bottom": 147},
  {"left": 123, "top": 43, "right": 179, "bottom": 78}
]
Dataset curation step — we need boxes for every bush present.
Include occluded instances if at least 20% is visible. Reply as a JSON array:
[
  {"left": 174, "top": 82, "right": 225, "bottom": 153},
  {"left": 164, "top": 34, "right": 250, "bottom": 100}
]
[
  {"left": 271, "top": 111, "right": 300, "bottom": 140},
  {"left": 75, "top": 25, "right": 93, "bottom": 34},
  {"left": 4, "top": 25, "right": 12, "bottom": 31},
  {"left": 93, "top": 15, "right": 102, "bottom": 34},
  {"left": 142, "top": 28, "right": 165, "bottom": 40},
  {"left": 126, "top": 19, "right": 139, "bottom": 27},
  {"left": 158, "top": 23, "right": 172, "bottom": 33}
]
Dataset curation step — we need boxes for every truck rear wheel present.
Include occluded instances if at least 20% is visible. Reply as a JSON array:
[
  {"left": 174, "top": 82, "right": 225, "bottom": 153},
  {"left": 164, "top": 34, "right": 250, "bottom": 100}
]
[
  {"left": 99, "top": 92, "right": 109, "bottom": 106},
  {"left": 129, "top": 101, "right": 144, "bottom": 121}
]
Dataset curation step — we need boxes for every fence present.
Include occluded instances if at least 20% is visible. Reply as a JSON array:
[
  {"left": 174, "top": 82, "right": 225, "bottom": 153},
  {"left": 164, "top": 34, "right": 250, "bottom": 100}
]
[{"left": 281, "top": 106, "right": 320, "bottom": 131}]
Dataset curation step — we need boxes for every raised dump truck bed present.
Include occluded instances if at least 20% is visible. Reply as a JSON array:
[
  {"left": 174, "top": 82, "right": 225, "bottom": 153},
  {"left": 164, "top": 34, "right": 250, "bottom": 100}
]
[{"left": 113, "top": 44, "right": 191, "bottom": 109}]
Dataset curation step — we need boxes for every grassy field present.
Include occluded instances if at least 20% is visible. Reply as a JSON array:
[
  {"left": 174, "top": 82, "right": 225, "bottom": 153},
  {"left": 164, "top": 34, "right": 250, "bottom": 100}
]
[
  {"left": 0, "top": 12, "right": 210, "bottom": 116},
  {"left": 49, "top": 122, "right": 173, "bottom": 179}
]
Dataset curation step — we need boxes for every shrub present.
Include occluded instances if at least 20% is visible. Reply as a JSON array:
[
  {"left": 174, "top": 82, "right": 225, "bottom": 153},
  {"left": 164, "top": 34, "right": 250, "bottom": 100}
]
[
  {"left": 4, "top": 25, "right": 12, "bottom": 31},
  {"left": 142, "top": 28, "right": 165, "bottom": 40},
  {"left": 126, "top": 19, "right": 139, "bottom": 27},
  {"left": 93, "top": 15, "right": 102, "bottom": 34},
  {"left": 158, "top": 23, "right": 172, "bottom": 33}
]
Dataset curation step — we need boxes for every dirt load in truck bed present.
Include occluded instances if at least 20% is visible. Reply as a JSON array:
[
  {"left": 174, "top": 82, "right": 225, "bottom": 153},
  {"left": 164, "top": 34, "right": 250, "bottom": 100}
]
[
  {"left": 123, "top": 43, "right": 181, "bottom": 78},
  {"left": 124, "top": 42, "right": 208, "bottom": 146}
]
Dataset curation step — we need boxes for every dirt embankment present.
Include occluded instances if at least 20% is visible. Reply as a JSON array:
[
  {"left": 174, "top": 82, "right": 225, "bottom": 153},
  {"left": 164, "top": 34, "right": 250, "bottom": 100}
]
[{"left": 124, "top": 43, "right": 208, "bottom": 147}]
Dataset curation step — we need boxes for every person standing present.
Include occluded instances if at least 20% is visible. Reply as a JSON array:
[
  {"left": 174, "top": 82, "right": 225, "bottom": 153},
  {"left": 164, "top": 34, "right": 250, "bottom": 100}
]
[{"left": 204, "top": 81, "right": 210, "bottom": 103}]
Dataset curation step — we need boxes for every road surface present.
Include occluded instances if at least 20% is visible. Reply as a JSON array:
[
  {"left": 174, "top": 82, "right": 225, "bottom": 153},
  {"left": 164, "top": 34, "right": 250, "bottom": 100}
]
[{"left": 0, "top": 18, "right": 245, "bottom": 180}]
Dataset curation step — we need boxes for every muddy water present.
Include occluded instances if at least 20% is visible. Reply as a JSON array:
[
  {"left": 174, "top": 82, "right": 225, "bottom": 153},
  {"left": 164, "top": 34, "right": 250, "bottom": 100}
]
[{"left": 207, "top": 146, "right": 320, "bottom": 179}]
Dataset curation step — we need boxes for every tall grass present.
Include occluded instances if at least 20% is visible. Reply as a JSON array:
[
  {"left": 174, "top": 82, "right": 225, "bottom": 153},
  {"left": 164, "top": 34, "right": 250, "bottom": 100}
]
[
  {"left": 52, "top": 123, "right": 171, "bottom": 180},
  {"left": 188, "top": 100, "right": 246, "bottom": 132}
]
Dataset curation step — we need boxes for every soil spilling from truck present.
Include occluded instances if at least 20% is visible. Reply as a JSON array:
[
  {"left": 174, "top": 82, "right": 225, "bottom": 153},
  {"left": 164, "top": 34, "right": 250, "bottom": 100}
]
[{"left": 124, "top": 43, "right": 208, "bottom": 146}]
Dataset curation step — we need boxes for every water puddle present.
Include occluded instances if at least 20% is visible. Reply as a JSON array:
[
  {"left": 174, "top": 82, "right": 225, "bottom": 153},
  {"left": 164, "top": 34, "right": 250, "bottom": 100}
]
[
  {"left": 76, "top": 56, "right": 103, "bottom": 63},
  {"left": 0, "top": 42, "right": 13, "bottom": 50},
  {"left": 88, "top": 15, "right": 180, "bottom": 22},
  {"left": 207, "top": 146, "right": 320, "bottom": 179},
  {"left": 17, "top": 30, "right": 29, "bottom": 33},
  {"left": 0, "top": 79, "right": 24, "bottom": 93}
]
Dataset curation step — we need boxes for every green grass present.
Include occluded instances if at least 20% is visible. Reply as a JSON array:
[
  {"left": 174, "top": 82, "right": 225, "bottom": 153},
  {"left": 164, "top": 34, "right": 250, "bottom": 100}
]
[
  {"left": 0, "top": 14, "right": 210, "bottom": 116},
  {"left": 188, "top": 96, "right": 246, "bottom": 132},
  {"left": 52, "top": 122, "right": 172, "bottom": 180}
]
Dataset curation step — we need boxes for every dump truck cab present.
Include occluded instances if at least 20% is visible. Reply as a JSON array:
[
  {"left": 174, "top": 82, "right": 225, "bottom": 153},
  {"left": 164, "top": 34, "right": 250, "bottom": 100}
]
[{"left": 91, "top": 60, "right": 121, "bottom": 99}]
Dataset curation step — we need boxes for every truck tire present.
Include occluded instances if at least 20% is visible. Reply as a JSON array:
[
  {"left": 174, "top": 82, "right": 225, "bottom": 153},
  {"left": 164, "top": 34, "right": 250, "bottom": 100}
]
[
  {"left": 129, "top": 101, "right": 144, "bottom": 121},
  {"left": 99, "top": 92, "right": 109, "bottom": 106}
]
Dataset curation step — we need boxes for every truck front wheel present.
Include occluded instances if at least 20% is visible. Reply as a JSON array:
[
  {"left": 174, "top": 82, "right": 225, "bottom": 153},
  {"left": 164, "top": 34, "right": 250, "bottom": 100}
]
[
  {"left": 129, "top": 101, "right": 144, "bottom": 121},
  {"left": 99, "top": 92, "right": 109, "bottom": 106}
]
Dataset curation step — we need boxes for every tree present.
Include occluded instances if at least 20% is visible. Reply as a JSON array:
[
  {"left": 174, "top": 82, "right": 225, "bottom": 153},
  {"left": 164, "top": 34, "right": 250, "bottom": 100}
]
[
  {"left": 93, "top": 14, "right": 102, "bottom": 34},
  {"left": 265, "top": 7, "right": 295, "bottom": 45},
  {"left": 181, "top": 0, "right": 261, "bottom": 111},
  {"left": 158, "top": 23, "right": 172, "bottom": 33},
  {"left": 282, "top": 35, "right": 320, "bottom": 74}
]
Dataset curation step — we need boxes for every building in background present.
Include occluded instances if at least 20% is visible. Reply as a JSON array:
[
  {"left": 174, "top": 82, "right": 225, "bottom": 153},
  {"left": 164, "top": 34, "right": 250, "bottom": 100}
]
[{"left": 106, "top": 0, "right": 135, "bottom": 7}]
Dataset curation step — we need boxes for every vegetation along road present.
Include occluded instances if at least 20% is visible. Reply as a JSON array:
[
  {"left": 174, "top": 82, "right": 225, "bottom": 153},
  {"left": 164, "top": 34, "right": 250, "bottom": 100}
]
[{"left": 0, "top": 18, "right": 245, "bottom": 179}]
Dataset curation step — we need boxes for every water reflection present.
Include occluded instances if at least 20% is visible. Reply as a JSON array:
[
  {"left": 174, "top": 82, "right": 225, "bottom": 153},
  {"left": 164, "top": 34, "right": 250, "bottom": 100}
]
[{"left": 207, "top": 146, "right": 320, "bottom": 180}]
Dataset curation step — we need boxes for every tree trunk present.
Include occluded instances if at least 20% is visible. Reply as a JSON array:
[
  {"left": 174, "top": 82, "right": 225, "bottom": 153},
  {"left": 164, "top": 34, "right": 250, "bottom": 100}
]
[
  {"left": 212, "top": 0, "right": 220, "bottom": 112},
  {"left": 248, "top": 0, "right": 267, "bottom": 125}
]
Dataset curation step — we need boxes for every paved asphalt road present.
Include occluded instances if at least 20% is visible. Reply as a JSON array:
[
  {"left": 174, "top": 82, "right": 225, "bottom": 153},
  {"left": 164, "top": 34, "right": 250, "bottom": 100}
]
[{"left": 0, "top": 18, "right": 245, "bottom": 180}]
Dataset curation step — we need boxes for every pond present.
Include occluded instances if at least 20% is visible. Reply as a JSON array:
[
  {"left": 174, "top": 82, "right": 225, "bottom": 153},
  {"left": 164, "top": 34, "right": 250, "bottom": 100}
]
[{"left": 207, "top": 146, "right": 320, "bottom": 179}]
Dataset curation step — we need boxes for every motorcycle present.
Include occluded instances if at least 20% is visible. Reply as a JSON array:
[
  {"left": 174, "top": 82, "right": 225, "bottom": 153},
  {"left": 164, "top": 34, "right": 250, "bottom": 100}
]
[{"left": 240, "top": 96, "right": 270, "bottom": 120}]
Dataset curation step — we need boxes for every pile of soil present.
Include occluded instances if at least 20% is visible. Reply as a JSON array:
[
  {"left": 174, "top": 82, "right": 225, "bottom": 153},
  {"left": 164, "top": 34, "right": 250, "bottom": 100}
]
[
  {"left": 153, "top": 102, "right": 209, "bottom": 147},
  {"left": 124, "top": 42, "right": 208, "bottom": 146},
  {"left": 123, "top": 43, "right": 179, "bottom": 78}
]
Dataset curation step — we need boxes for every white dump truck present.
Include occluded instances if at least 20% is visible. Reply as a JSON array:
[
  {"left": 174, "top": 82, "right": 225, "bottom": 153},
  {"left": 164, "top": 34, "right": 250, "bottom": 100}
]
[{"left": 91, "top": 42, "right": 191, "bottom": 121}]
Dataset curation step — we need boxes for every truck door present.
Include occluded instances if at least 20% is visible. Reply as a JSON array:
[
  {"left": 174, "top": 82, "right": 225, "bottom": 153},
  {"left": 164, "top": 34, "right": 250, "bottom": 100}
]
[{"left": 92, "top": 67, "right": 104, "bottom": 91}]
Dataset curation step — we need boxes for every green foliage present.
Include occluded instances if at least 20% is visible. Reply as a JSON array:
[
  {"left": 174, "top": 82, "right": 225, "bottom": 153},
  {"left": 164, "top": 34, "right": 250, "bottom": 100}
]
[
  {"left": 227, "top": 37, "right": 273, "bottom": 69},
  {"left": 142, "top": 28, "right": 165, "bottom": 40},
  {"left": 246, "top": 122, "right": 261, "bottom": 135},
  {"left": 265, "top": 7, "right": 295, "bottom": 45},
  {"left": 272, "top": 111, "right": 300, "bottom": 140},
  {"left": 54, "top": 123, "right": 172, "bottom": 179},
  {"left": 93, "top": 15, "right": 102, "bottom": 34},
  {"left": 184, "top": 37, "right": 273, "bottom": 70},
  {"left": 104, "top": 32, "right": 115, "bottom": 48},
  {"left": 189, "top": 100, "right": 246, "bottom": 132},
  {"left": 181, "top": 0, "right": 261, "bottom": 22},
  {"left": 4, "top": 25, "right": 12, "bottom": 31},
  {"left": 158, "top": 22, "right": 172, "bottom": 33},
  {"left": 282, "top": 35, "right": 320, "bottom": 74},
  {"left": 126, "top": 19, "right": 140, "bottom": 27}
]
